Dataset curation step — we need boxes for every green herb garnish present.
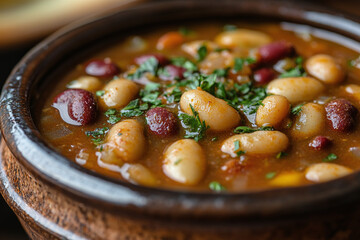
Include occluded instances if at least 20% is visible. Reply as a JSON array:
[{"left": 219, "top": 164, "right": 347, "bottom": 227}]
[
  {"left": 211, "top": 137, "right": 218, "bottom": 142},
  {"left": 105, "top": 109, "right": 121, "bottom": 124},
  {"left": 120, "top": 99, "right": 145, "bottom": 117},
  {"left": 234, "top": 57, "right": 256, "bottom": 72},
  {"left": 197, "top": 45, "right": 208, "bottom": 62},
  {"left": 96, "top": 90, "right": 105, "bottom": 97},
  {"left": 174, "top": 159, "right": 182, "bottom": 165},
  {"left": 128, "top": 57, "right": 159, "bottom": 80},
  {"left": 233, "top": 126, "right": 274, "bottom": 134},
  {"left": 323, "top": 153, "right": 338, "bottom": 162},
  {"left": 209, "top": 181, "right": 226, "bottom": 192},
  {"left": 85, "top": 127, "right": 109, "bottom": 146},
  {"left": 223, "top": 24, "right": 237, "bottom": 31},
  {"left": 291, "top": 104, "right": 304, "bottom": 115},
  {"left": 265, "top": 172, "right": 277, "bottom": 179},
  {"left": 276, "top": 152, "right": 287, "bottom": 159},
  {"left": 179, "top": 104, "right": 209, "bottom": 141},
  {"left": 213, "top": 68, "right": 230, "bottom": 77}
]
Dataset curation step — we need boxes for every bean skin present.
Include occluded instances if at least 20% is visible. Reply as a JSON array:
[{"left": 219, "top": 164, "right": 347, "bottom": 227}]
[
  {"left": 215, "top": 29, "right": 271, "bottom": 48},
  {"left": 53, "top": 89, "right": 97, "bottom": 126},
  {"left": 100, "top": 79, "right": 139, "bottom": 109},
  {"left": 180, "top": 89, "right": 241, "bottom": 131},
  {"left": 258, "top": 41, "right": 294, "bottom": 64},
  {"left": 106, "top": 119, "right": 146, "bottom": 162},
  {"left": 305, "top": 54, "right": 345, "bottom": 84},
  {"left": 163, "top": 139, "right": 206, "bottom": 185},
  {"left": 325, "top": 98, "right": 358, "bottom": 132},
  {"left": 145, "top": 107, "right": 178, "bottom": 136},
  {"left": 256, "top": 95, "right": 290, "bottom": 127},
  {"left": 253, "top": 68, "right": 276, "bottom": 85},
  {"left": 291, "top": 103, "right": 325, "bottom": 139},
  {"left": 85, "top": 59, "right": 119, "bottom": 78},
  {"left": 309, "top": 136, "right": 331, "bottom": 150},
  {"left": 267, "top": 77, "right": 324, "bottom": 103},
  {"left": 305, "top": 163, "right": 352, "bottom": 182},
  {"left": 221, "top": 131, "right": 289, "bottom": 157}
]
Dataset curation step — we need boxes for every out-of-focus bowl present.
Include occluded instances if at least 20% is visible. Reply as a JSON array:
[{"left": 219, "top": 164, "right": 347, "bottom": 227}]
[{"left": 1, "top": 0, "right": 360, "bottom": 239}]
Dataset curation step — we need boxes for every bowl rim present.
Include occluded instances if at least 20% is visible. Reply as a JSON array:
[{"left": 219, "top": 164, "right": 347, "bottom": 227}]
[{"left": 2, "top": 0, "right": 360, "bottom": 220}]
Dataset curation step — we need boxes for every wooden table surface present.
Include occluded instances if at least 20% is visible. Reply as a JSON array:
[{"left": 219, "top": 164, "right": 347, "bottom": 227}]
[{"left": 0, "top": 0, "right": 359, "bottom": 239}]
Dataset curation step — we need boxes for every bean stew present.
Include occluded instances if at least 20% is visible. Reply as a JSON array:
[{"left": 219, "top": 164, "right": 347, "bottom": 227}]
[{"left": 36, "top": 22, "right": 360, "bottom": 192}]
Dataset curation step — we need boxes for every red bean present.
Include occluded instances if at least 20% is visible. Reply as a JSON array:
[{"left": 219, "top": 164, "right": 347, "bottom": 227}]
[
  {"left": 259, "top": 41, "right": 294, "bottom": 64},
  {"left": 145, "top": 107, "right": 177, "bottom": 136},
  {"left": 309, "top": 136, "right": 331, "bottom": 150},
  {"left": 159, "top": 65, "right": 186, "bottom": 81},
  {"left": 253, "top": 68, "right": 276, "bottom": 84},
  {"left": 53, "top": 89, "right": 97, "bottom": 126},
  {"left": 325, "top": 99, "right": 357, "bottom": 132},
  {"left": 85, "top": 59, "right": 119, "bottom": 78},
  {"left": 134, "top": 54, "right": 169, "bottom": 66}
]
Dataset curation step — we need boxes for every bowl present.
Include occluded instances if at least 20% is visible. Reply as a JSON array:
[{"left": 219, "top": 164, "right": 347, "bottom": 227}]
[{"left": 1, "top": 0, "right": 360, "bottom": 239}]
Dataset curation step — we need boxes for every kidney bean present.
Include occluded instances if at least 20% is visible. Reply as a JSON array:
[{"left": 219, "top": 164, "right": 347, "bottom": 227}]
[
  {"left": 145, "top": 107, "right": 177, "bottom": 136},
  {"left": 325, "top": 99, "right": 357, "bottom": 132},
  {"left": 159, "top": 65, "right": 186, "bottom": 81},
  {"left": 259, "top": 41, "right": 294, "bottom": 64},
  {"left": 134, "top": 53, "right": 169, "bottom": 66},
  {"left": 85, "top": 59, "right": 119, "bottom": 78},
  {"left": 309, "top": 136, "right": 331, "bottom": 150},
  {"left": 253, "top": 68, "right": 276, "bottom": 84},
  {"left": 53, "top": 89, "right": 97, "bottom": 126}
]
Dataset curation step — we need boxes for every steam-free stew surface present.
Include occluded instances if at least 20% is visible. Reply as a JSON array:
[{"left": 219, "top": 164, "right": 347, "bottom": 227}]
[{"left": 36, "top": 23, "right": 360, "bottom": 192}]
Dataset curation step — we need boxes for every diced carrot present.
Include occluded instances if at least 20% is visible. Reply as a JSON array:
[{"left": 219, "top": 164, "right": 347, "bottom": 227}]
[{"left": 156, "top": 31, "right": 184, "bottom": 50}]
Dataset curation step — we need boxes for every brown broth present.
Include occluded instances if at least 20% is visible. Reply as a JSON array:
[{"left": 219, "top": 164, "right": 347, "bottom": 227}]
[{"left": 36, "top": 22, "right": 360, "bottom": 192}]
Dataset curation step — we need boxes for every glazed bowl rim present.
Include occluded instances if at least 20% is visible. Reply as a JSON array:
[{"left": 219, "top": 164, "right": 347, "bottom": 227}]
[{"left": 1, "top": 0, "right": 360, "bottom": 219}]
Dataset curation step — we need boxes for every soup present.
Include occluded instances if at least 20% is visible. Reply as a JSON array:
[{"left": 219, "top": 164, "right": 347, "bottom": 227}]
[{"left": 36, "top": 22, "right": 360, "bottom": 192}]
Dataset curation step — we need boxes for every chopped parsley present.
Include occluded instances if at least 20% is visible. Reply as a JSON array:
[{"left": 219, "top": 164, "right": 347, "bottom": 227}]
[
  {"left": 234, "top": 57, "right": 256, "bottom": 72},
  {"left": 120, "top": 99, "right": 146, "bottom": 117},
  {"left": 104, "top": 109, "right": 121, "bottom": 124},
  {"left": 265, "top": 172, "right": 277, "bottom": 179},
  {"left": 179, "top": 27, "right": 194, "bottom": 36},
  {"left": 223, "top": 24, "right": 237, "bottom": 31},
  {"left": 237, "top": 82, "right": 267, "bottom": 114},
  {"left": 233, "top": 140, "right": 245, "bottom": 156},
  {"left": 140, "top": 82, "right": 162, "bottom": 106},
  {"left": 197, "top": 45, "right": 208, "bottom": 62},
  {"left": 323, "top": 153, "right": 338, "bottom": 162},
  {"left": 174, "top": 159, "right": 182, "bottom": 165},
  {"left": 209, "top": 181, "right": 226, "bottom": 192},
  {"left": 211, "top": 137, "right": 218, "bottom": 142},
  {"left": 276, "top": 152, "right": 287, "bottom": 159},
  {"left": 128, "top": 57, "right": 159, "bottom": 80},
  {"left": 348, "top": 56, "right": 360, "bottom": 68},
  {"left": 85, "top": 127, "right": 109, "bottom": 146},
  {"left": 179, "top": 104, "right": 209, "bottom": 141},
  {"left": 96, "top": 90, "right": 105, "bottom": 97},
  {"left": 213, "top": 68, "right": 230, "bottom": 77},
  {"left": 279, "top": 57, "right": 306, "bottom": 78},
  {"left": 233, "top": 126, "right": 274, "bottom": 134},
  {"left": 291, "top": 104, "right": 304, "bottom": 115},
  {"left": 164, "top": 87, "right": 182, "bottom": 103}
]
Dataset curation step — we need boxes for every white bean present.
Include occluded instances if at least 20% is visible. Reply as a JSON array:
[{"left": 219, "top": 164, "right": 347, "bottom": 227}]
[
  {"left": 221, "top": 131, "right": 289, "bottom": 157},
  {"left": 267, "top": 77, "right": 324, "bottom": 103},
  {"left": 127, "top": 164, "right": 157, "bottom": 187},
  {"left": 106, "top": 119, "right": 146, "bottom": 162},
  {"left": 305, "top": 163, "right": 352, "bottom": 182},
  {"left": 180, "top": 89, "right": 241, "bottom": 131},
  {"left": 100, "top": 79, "right": 139, "bottom": 109},
  {"left": 305, "top": 54, "right": 345, "bottom": 84},
  {"left": 215, "top": 29, "right": 271, "bottom": 48},
  {"left": 256, "top": 95, "right": 290, "bottom": 127},
  {"left": 67, "top": 76, "right": 102, "bottom": 92},
  {"left": 291, "top": 103, "right": 325, "bottom": 139},
  {"left": 344, "top": 84, "right": 360, "bottom": 103},
  {"left": 163, "top": 139, "right": 206, "bottom": 185}
]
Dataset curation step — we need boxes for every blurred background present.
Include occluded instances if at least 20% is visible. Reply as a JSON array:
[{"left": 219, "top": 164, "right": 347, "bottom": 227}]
[{"left": 0, "top": 0, "right": 359, "bottom": 239}]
